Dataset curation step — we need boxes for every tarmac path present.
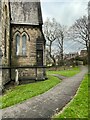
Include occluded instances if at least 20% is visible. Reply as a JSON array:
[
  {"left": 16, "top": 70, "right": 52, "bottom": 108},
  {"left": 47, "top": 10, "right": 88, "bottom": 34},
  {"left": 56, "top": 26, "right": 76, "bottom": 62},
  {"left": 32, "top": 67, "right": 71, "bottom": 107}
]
[{"left": 2, "top": 66, "right": 87, "bottom": 119}]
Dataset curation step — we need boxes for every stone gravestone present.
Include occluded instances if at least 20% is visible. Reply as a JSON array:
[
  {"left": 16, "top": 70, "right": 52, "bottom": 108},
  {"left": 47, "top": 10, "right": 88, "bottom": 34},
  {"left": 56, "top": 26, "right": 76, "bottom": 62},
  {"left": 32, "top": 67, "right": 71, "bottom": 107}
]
[{"left": 15, "top": 69, "right": 19, "bottom": 85}]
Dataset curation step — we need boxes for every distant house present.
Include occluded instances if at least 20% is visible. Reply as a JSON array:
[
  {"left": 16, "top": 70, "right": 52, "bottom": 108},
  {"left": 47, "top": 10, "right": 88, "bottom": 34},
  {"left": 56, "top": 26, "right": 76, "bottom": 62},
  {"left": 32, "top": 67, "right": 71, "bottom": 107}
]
[
  {"left": 64, "top": 52, "right": 79, "bottom": 60},
  {"left": 78, "top": 50, "right": 88, "bottom": 65},
  {"left": 63, "top": 52, "right": 79, "bottom": 66},
  {"left": 80, "top": 50, "right": 87, "bottom": 57},
  {"left": 1, "top": 0, "right": 46, "bottom": 86}
]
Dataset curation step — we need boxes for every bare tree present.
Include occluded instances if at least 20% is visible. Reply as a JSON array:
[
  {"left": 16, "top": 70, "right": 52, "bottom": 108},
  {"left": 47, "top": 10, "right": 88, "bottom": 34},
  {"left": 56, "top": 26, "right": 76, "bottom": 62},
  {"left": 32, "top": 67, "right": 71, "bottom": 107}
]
[
  {"left": 68, "top": 16, "right": 89, "bottom": 52},
  {"left": 56, "top": 25, "right": 67, "bottom": 65},
  {"left": 45, "top": 48, "right": 53, "bottom": 66},
  {"left": 43, "top": 18, "right": 65, "bottom": 66}
]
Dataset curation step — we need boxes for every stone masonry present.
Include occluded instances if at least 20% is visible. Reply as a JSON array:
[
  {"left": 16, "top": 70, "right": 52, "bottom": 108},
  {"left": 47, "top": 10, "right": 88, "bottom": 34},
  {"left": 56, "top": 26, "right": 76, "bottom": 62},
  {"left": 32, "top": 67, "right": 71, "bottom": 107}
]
[
  {"left": 1, "top": 0, "right": 46, "bottom": 86},
  {"left": 1, "top": 0, "right": 10, "bottom": 86}
]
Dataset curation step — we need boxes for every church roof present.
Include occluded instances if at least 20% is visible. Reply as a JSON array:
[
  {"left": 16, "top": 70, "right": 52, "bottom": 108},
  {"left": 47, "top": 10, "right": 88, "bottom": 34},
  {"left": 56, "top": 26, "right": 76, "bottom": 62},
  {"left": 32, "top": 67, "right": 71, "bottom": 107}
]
[{"left": 10, "top": 1, "right": 43, "bottom": 25}]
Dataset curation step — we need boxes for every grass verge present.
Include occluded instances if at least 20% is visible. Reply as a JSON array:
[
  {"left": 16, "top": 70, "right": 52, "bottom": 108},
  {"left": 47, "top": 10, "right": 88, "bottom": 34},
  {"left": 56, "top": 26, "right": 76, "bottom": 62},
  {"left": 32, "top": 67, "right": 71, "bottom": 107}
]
[
  {"left": 0, "top": 75, "right": 60, "bottom": 109},
  {"left": 53, "top": 74, "right": 88, "bottom": 118},
  {"left": 47, "top": 67, "right": 80, "bottom": 77}
]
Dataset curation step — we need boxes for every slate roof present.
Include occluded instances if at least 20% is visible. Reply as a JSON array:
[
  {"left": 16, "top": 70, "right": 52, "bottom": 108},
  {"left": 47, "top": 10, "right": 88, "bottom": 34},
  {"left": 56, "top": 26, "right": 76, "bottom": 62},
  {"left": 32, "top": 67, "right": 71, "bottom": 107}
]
[{"left": 10, "top": 1, "right": 43, "bottom": 25}]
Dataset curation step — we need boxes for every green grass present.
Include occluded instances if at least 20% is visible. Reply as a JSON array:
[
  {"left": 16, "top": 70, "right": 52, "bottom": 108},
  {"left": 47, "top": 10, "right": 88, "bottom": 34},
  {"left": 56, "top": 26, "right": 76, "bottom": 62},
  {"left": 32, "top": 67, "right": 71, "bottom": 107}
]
[
  {"left": 0, "top": 75, "right": 60, "bottom": 109},
  {"left": 0, "top": 67, "right": 81, "bottom": 109},
  {"left": 54, "top": 75, "right": 88, "bottom": 118},
  {"left": 47, "top": 67, "right": 80, "bottom": 77}
]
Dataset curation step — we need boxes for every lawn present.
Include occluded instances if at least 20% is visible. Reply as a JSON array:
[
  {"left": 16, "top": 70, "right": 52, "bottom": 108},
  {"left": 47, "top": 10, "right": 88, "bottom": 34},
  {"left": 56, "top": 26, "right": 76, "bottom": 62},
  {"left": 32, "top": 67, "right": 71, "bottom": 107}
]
[
  {"left": 0, "top": 75, "right": 60, "bottom": 109},
  {"left": 0, "top": 66, "right": 81, "bottom": 109},
  {"left": 53, "top": 75, "right": 88, "bottom": 118},
  {"left": 47, "top": 67, "right": 80, "bottom": 77}
]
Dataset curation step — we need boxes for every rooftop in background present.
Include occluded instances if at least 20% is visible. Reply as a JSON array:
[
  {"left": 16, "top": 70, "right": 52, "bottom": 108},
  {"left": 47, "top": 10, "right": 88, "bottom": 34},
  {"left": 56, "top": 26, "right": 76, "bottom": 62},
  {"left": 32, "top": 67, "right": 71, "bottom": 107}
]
[{"left": 80, "top": 50, "right": 87, "bottom": 57}]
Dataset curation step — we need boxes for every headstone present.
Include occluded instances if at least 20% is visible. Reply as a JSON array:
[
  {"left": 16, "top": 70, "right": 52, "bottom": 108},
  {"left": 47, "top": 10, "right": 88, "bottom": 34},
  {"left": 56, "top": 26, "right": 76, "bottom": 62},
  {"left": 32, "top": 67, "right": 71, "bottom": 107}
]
[{"left": 15, "top": 69, "right": 19, "bottom": 85}]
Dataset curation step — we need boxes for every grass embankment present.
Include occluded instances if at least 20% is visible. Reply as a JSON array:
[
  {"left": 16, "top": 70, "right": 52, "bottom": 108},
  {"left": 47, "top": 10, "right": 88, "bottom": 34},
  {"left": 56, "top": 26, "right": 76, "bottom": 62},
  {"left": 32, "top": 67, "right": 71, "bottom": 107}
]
[
  {"left": 47, "top": 67, "right": 80, "bottom": 77},
  {"left": 0, "top": 75, "right": 60, "bottom": 109},
  {"left": 54, "top": 75, "right": 88, "bottom": 118}
]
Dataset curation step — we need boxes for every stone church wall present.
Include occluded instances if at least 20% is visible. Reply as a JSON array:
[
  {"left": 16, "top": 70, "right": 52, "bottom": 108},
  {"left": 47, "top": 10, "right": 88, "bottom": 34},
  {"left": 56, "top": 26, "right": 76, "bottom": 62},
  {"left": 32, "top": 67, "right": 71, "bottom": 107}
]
[
  {"left": 11, "top": 25, "right": 46, "bottom": 81},
  {"left": 11, "top": 25, "right": 37, "bottom": 66},
  {"left": 1, "top": 0, "right": 10, "bottom": 85},
  {"left": 1, "top": 1, "right": 46, "bottom": 86},
  {"left": 11, "top": 67, "right": 46, "bottom": 81},
  {"left": 2, "top": 1, "right": 10, "bottom": 65},
  {"left": 2, "top": 69, "right": 10, "bottom": 85}
]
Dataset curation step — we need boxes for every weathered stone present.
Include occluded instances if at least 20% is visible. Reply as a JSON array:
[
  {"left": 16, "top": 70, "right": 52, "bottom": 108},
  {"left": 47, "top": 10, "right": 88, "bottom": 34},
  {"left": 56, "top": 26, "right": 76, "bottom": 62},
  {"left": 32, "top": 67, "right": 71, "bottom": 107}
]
[
  {"left": 1, "top": 0, "right": 46, "bottom": 86},
  {"left": 1, "top": 0, "right": 10, "bottom": 86}
]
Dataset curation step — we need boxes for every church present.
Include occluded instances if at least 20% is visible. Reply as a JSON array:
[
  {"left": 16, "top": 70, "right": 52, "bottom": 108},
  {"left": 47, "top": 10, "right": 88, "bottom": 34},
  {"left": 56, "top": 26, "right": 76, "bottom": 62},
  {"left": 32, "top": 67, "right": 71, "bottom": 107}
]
[{"left": 0, "top": 0, "right": 46, "bottom": 87}]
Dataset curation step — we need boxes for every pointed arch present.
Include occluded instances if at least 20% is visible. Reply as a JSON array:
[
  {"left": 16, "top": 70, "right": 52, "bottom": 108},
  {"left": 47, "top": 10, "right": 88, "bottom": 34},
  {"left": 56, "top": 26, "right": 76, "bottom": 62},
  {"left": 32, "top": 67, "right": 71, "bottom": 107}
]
[
  {"left": 15, "top": 32, "right": 20, "bottom": 56},
  {"left": 14, "top": 31, "right": 29, "bottom": 56},
  {"left": 22, "top": 31, "right": 30, "bottom": 41},
  {"left": 22, "top": 34, "right": 27, "bottom": 56}
]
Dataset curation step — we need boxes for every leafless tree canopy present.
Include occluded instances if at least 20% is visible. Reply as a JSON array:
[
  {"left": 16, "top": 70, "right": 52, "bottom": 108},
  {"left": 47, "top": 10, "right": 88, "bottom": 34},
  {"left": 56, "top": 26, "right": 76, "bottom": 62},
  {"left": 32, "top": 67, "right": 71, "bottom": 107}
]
[
  {"left": 68, "top": 16, "right": 89, "bottom": 51},
  {"left": 43, "top": 18, "right": 66, "bottom": 66},
  {"left": 43, "top": 13, "right": 89, "bottom": 67}
]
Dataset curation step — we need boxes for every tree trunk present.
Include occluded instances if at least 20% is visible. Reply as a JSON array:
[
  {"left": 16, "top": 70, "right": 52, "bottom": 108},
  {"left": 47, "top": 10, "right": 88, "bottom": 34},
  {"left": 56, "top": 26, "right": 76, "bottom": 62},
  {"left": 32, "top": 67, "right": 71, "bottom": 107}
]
[
  {"left": 60, "top": 33, "right": 64, "bottom": 65},
  {"left": 50, "top": 54, "right": 56, "bottom": 66},
  {"left": 49, "top": 41, "right": 56, "bottom": 66}
]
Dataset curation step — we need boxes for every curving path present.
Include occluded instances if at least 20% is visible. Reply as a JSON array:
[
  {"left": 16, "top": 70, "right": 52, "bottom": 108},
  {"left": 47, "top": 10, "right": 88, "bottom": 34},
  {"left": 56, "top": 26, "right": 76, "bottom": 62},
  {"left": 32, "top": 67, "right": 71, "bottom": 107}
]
[{"left": 2, "top": 66, "right": 87, "bottom": 118}]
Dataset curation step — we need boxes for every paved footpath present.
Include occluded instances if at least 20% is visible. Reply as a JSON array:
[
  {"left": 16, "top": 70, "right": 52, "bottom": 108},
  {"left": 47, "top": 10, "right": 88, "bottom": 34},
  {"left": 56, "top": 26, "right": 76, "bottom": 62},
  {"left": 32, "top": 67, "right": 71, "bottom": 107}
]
[{"left": 2, "top": 66, "right": 87, "bottom": 119}]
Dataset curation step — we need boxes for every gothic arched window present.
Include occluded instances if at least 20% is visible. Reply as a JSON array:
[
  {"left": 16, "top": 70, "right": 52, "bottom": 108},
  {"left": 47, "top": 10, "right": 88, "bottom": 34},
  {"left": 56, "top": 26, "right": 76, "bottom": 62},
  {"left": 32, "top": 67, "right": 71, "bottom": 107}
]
[
  {"left": 15, "top": 32, "right": 28, "bottom": 56},
  {"left": 16, "top": 34, "right": 20, "bottom": 56},
  {"left": 22, "top": 34, "right": 27, "bottom": 56}
]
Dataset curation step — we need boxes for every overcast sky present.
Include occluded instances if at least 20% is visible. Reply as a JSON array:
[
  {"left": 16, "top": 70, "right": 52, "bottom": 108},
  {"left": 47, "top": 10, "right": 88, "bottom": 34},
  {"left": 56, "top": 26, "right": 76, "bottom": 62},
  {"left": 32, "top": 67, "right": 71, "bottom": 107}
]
[
  {"left": 41, "top": 0, "right": 89, "bottom": 27},
  {"left": 41, "top": 0, "right": 89, "bottom": 53}
]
